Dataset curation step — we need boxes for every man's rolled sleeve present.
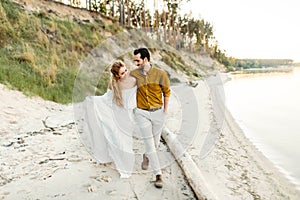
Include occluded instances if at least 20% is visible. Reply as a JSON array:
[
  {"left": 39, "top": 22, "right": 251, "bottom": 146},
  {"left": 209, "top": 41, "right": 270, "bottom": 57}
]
[{"left": 160, "top": 71, "right": 171, "bottom": 97}]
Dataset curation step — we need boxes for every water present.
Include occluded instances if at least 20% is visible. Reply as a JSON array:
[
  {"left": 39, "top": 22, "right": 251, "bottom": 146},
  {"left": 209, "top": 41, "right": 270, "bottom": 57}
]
[{"left": 224, "top": 67, "right": 300, "bottom": 190}]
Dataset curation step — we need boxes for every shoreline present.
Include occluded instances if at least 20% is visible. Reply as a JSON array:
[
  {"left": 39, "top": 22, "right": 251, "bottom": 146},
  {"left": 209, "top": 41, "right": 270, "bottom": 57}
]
[
  {"left": 223, "top": 67, "right": 300, "bottom": 192},
  {"left": 228, "top": 112, "right": 300, "bottom": 192},
  {"left": 224, "top": 107, "right": 300, "bottom": 195},
  {"left": 218, "top": 74, "right": 299, "bottom": 198},
  {"left": 231, "top": 66, "right": 294, "bottom": 74},
  {"left": 179, "top": 76, "right": 300, "bottom": 199}
]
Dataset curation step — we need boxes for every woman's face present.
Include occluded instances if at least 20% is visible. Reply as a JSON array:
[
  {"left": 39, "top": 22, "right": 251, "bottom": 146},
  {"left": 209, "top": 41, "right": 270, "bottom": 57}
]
[{"left": 118, "top": 66, "right": 128, "bottom": 79}]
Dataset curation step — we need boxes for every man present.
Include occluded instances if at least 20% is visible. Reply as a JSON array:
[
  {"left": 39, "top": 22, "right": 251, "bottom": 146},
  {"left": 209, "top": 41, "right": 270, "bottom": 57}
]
[{"left": 131, "top": 48, "right": 170, "bottom": 188}]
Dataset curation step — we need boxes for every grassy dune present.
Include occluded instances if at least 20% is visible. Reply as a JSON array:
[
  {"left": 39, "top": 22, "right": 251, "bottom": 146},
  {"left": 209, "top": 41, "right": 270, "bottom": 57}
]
[
  {"left": 0, "top": 0, "right": 206, "bottom": 104},
  {"left": 0, "top": 0, "right": 115, "bottom": 103}
]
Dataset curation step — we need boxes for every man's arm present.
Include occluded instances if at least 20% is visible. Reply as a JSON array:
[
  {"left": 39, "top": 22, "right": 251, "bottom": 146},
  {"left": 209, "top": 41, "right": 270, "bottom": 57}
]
[
  {"left": 163, "top": 96, "right": 169, "bottom": 113},
  {"left": 160, "top": 70, "right": 170, "bottom": 113}
]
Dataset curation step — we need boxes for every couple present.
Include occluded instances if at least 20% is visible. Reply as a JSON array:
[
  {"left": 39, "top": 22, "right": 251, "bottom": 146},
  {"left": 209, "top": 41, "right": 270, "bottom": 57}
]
[{"left": 83, "top": 48, "right": 170, "bottom": 188}]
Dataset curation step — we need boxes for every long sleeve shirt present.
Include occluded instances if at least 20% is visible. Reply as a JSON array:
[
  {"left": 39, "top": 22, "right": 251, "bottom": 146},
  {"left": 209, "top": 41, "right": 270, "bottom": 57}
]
[{"left": 130, "top": 66, "right": 171, "bottom": 109}]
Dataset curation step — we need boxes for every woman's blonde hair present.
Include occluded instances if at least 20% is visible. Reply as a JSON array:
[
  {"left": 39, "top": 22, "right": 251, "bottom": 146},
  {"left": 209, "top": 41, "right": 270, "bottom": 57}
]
[{"left": 110, "top": 60, "right": 125, "bottom": 107}]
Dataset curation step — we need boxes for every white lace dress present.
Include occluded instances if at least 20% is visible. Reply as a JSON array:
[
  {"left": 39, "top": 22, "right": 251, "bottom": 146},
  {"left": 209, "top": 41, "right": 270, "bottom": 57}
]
[{"left": 82, "top": 86, "right": 137, "bottom": 178}]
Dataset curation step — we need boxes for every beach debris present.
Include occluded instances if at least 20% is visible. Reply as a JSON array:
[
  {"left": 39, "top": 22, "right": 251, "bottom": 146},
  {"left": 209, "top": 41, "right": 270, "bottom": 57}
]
[
  {"left": 52, "top": 193, "right": 66, "bottom": 198},
  {"left": 187, "top": 81, "right": 199, "bottom": 88},
  {"left": 183, "top": 191, "right": 191, "bottom": 196},
  {"left": 0, "top": 175, "right": 13, "bottom": 186},
  {"left": 95, "top": 175, "right": 112, "bottom": 183},
  {"left": 87, "top": 185, "right": 96, "bottom": 192},
  {"left": 39, "top": 158, "right": 66, "bottom": 164},
  {"left": 27, "top": 131, "right": 46, "bottom": 136},
  {"left": 57, "top": 151, "right": 66, "bottom": 155},
  {"left": 2, "top": 141, "right": 14, "bottom": 147},
  {"left": 16, "top": 137, "right": 25, "bottom": 144},
  {"left": 43, "top": 175, "right": 52, "bottom": 180}
]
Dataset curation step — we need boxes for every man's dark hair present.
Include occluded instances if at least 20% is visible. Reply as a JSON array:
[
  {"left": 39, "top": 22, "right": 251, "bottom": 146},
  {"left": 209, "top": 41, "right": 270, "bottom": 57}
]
[{"left": 133, "top": 48, "right": 150, "bottom": 62}]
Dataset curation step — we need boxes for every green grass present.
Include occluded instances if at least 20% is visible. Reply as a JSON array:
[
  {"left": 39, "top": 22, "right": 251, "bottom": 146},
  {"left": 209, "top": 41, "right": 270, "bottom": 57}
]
[
  {"left": 0, "top": 0, "right": 119, "bottom": 103},
  {"left": 0, "top": 0, "right": 206, "bottom": 104},
  {"left": 161, "top": 50, "right": 202, "bottom": 79}
]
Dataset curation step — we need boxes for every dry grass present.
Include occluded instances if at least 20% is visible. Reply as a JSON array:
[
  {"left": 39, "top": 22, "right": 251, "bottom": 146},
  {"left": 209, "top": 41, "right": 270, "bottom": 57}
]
[
  {"left": 15, "top": 52, "right": 35, "bottom": 65},
  {"left": 42, "top": 63, "right": 58, "bottom": 86},
  {"left": 36, "top": 29, "right": 50, "bottom": 48}
]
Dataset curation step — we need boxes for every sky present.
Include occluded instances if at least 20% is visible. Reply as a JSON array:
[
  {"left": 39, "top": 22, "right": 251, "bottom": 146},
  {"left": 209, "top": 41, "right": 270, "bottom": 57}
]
[
  {"left": 180, "top": 0, "right": 300, "bottom": 62},
  {"left": 63, "top": 0, "right": 300, "bottom": 62}
]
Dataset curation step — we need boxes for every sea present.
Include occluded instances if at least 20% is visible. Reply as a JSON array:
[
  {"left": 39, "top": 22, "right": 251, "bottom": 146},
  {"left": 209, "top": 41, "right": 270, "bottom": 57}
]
[{"left": 224, "top": 67, "right": 300, "bottom": 191}]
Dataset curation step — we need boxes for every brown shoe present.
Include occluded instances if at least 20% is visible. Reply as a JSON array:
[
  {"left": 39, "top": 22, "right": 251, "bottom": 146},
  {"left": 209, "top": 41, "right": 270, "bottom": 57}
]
[
  {"left": 141, "top": 154, "right": 149, "bottom": 170},
  {"left": 154, "top": 175, "right": 163, "bottom": 188}
]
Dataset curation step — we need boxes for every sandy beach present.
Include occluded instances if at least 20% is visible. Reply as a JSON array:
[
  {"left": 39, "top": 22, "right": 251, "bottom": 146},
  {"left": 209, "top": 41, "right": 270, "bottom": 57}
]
[
  {"left": 0, "top": 82, "right": 195, "bottom": 200},
  {"left": 1, "top": 77, "right": 299, "bottom": 199},
  {"left": 2, "top": 0, "right": 299, "bottom": 199},
  {"left": 176, "top": 74, "right": 300, "bottom": 199}
]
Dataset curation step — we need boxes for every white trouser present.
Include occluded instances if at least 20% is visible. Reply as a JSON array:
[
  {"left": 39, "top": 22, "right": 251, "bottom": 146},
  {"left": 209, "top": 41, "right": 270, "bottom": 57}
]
[{"left": 135, "top": 108, "right": 166, "bottom": 175}]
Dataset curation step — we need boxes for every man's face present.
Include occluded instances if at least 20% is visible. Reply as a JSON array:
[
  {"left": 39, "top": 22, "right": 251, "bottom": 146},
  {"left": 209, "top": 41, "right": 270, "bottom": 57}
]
[{"left": 134, "top": 53, "right": 145, "bottom": 69}]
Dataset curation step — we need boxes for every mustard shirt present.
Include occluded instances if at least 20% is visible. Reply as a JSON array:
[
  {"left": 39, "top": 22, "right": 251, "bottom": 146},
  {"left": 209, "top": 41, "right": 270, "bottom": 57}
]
[{"left": 130, "top": 66, "right": 171, "bottom": 109}]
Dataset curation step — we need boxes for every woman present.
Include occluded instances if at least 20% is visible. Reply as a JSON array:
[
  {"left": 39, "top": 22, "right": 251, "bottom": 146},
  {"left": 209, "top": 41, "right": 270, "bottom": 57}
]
[{"left": 82, "top": 60, "right": 137, "bottom": 178}]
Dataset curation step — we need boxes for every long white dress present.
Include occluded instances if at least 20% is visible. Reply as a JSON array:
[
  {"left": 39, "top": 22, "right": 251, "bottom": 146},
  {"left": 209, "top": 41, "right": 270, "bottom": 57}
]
[{"left": 81, "top": 86, "right": 137, "bottom": 178}]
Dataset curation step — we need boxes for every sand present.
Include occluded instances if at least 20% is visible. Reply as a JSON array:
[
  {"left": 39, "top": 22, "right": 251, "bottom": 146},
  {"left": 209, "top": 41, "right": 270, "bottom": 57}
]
[
  {"left": 169, "top": 74, "right": 300, "bottom": 199},
  {"left": 1, "top": 77, "right": 299, "bottom": 199},
  {"left": 0, "top": 83, "right": 195, "bottom": 200}
]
